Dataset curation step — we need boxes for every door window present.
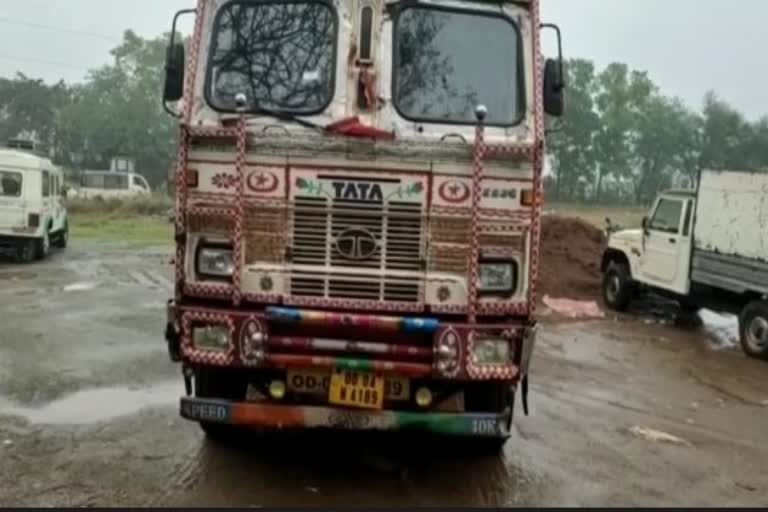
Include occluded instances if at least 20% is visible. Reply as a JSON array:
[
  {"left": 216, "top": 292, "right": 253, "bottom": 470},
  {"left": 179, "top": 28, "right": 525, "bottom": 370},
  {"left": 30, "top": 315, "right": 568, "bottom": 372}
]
[
  {"left": 83, "top": 173, "right": 106, "bottom": 188},
  {"left": 682, "top": 200, "right": 693, "bottom": 237},
  {"left": 42, "top": 171, "right": 51, "bottom": 197},
  {"left": 104, "top": 174, "right": 129, "bottom": 190},
  {"left": 0, "top": 171, "right": 22, "bottom": 197},
  {"left": 649, "top": 198, "right": 683, "bottom": 234},
  {"left": 132, "top": 176, "right": 148, "bottom": 190}
]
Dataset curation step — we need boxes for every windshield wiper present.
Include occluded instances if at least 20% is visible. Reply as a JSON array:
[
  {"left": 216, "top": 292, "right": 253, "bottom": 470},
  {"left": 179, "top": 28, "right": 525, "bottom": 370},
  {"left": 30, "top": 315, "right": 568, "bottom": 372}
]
[{"left": 252, "top": 105, "right": 324, "bottom": 131}]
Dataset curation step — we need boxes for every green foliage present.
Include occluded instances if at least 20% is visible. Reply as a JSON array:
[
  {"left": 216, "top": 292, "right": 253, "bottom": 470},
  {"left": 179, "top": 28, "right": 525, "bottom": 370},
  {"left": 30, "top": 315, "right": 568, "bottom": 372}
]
[
  {"left": 0, "top": 73, "right": 70, "bottom": 149},
  {"left": 71, "top": 212, "right": 172, "bottom": 247},
  {"left": 55, "top": 30, "right": 177, "bottom": 186},
  {"left": 66, "top": 193, "right": 174, "bottom": 217},
  {"left": 0, "top": 30, "right": 177, "bottom": 188},
  {"left": 549, "top": 60, "right": 768, "bottom": 204}
]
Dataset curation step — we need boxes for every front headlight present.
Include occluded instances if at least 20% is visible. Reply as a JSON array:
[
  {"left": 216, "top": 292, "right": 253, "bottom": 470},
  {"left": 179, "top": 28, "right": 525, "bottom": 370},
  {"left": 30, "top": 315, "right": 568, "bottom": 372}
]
[
  {"left": 196, "top": 246, "right": 234, "bottom": 279},
  {"left": 479, "top": 262, "right": 515, "bottom": 294},
  {"left": 473, "top": 338, "right": 511, "bottom": 365},
  {"left": 193, "top": 325, "right": 230, "bottom": 351}
]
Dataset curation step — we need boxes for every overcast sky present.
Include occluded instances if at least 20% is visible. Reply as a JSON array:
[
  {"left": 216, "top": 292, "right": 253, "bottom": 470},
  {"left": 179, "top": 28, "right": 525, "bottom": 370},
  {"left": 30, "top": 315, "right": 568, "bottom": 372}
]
[{"left": 1, "top": 0, "right": 765, "bottom": 119}]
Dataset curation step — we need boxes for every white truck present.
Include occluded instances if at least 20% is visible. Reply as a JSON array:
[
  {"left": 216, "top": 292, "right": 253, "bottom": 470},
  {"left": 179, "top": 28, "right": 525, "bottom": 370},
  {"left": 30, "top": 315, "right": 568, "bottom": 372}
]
[
  {"left": 602, "top": 169, "right": 768, "bottom": 360},
  {"left": 0, "top": 141, "right": 69, "bottom": 262},
  {"left": 72, "top": 170, "right": 152, "bottom": 200}
]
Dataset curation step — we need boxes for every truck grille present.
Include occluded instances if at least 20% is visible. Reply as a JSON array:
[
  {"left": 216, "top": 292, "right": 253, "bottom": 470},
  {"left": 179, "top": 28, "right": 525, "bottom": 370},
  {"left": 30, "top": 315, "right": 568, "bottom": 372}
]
[{"left": 291, "top": 196, "right": 424, "bottom": 302}]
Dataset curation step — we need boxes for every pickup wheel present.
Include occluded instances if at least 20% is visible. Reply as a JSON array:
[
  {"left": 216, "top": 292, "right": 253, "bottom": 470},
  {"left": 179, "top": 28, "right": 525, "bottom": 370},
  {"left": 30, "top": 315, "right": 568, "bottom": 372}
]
[
  {"left": 53, "top": 222, "right": 69, "bottom": 249},
  {"left": 603, "top": 263, "right": 634, "bottom": 311},
  {"left": 16, "top": 240, "right": 36, "bottom": 263},
  {"left": 36, "top": 230, "right": 51, "bottom": 260},
  {"left": 739, "top": 301, "right": 768, "bottom": 360}
]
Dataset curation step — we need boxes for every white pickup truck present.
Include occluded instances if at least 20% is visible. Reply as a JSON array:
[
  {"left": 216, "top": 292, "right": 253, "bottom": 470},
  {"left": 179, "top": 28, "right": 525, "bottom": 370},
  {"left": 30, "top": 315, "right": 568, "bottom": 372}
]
[{"left": 601, "top": 169, "right": 768, "bottom": 360}]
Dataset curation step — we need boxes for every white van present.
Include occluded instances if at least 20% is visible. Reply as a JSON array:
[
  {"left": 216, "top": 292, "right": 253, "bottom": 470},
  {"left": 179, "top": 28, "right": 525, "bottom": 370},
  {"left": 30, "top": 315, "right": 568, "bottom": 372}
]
[
  {"left": 0, "top": 148, "right": 69, "bottom": 262},
  {"left": 74, "top": 171, "right": 151, "bottom": 200}
]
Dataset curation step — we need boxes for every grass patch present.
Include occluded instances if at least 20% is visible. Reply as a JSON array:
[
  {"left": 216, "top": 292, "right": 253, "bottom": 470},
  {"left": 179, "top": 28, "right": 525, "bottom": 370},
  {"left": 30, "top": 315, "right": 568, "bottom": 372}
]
[
  {"left": 71, "top": 212, "right": 173, "bottom": 246},
  {"left": 67, "top": 194, "right": 174, "bottom": 217},
  {"left": 544, "top": 201, "right": 648, "bottom": 229}
]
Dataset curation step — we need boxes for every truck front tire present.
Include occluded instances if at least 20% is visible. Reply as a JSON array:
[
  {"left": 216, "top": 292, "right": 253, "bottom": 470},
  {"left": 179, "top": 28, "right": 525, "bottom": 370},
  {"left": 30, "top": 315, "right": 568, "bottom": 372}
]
[
  {"left": 739, "top": 300, "right": 768, "bottom": 360},
  {"left": 195, "top": 368, "right": 247, "bottom": 441},
  {"left": 463, "top": 383, "right": 514, "bottom": 454},
  {"left": 603, "top": 263, "right": 633, "bottom": 311}
]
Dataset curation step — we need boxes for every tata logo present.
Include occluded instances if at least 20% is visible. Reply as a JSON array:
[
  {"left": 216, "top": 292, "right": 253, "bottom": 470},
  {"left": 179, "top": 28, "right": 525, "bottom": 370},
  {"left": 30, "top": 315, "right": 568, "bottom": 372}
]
[
  {"left": 332, "top": 181, "right": 384, "bottom": 202},
  {"left": 335, "top": 227, "right": 378, "bottom": 261}
]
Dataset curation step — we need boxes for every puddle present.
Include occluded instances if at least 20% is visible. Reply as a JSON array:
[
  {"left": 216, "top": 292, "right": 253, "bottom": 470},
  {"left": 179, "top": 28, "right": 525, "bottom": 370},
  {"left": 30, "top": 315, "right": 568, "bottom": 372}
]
[
  {"left": 0, "top": 382, "right": 181, "bottom": 425},
  {"left": 0, "top": 270, "right": 37, "bottom": 280},
  {"left": 63, "top": 282, "right": 98, "bottom": 292},
  {"left": 700, "top": 309, "right": 739, "bottom": 349}
]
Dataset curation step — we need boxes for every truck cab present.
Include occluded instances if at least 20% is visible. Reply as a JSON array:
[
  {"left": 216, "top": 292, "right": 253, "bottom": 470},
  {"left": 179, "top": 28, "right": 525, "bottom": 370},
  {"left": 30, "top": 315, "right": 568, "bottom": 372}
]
[
  {"left": 162, "top": 0, "right": 564, "bottom": 448},
  {"left": 603, "top": 189, "right": 696, "bottom": 303}
]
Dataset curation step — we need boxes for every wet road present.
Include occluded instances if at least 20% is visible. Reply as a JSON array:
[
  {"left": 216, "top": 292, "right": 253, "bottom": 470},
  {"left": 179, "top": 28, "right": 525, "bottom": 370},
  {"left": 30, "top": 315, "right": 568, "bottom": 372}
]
[{"left": 1, "top": 244, "right": 767, "bottom": 507}]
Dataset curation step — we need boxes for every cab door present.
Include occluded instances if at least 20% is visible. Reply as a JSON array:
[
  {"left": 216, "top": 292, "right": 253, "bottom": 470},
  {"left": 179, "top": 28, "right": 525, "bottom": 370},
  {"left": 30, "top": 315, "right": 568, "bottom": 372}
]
[
  {"left": 51, "top": 173, "right": 66, "bottom": 232},
  {"left": 41, "top": 170, "right": 53, "bottom": 230},
  {"left": 638, "top": 196, "right": 689, "bottom": 292},
  {"left": 0, "top": 168, "right": 27, "bottom": 230}
]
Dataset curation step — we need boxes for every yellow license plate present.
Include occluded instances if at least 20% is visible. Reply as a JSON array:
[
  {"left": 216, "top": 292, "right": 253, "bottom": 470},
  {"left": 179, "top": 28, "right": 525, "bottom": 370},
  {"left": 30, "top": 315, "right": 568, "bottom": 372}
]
[
  {"left": 288, "top": 369, "right": 410, "bottom": 402},
  {"left": 329, "top": 369, "right": 385, "bottom": 410}
]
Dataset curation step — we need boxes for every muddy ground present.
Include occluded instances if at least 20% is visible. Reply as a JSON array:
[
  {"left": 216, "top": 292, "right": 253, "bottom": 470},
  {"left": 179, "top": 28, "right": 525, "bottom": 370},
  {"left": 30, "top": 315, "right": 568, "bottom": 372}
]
[{"left": 1, "top": 242, "right": 767, "bottom": 507}]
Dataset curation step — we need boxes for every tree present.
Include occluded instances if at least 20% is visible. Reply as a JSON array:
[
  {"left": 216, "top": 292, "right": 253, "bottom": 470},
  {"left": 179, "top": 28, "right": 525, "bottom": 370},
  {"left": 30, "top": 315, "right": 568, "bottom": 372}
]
[
  {"left": 631, "top": 95, "right": 701, "bottom": 202},
  {"left": 0, "top": 73, "right": 70, "bottom": 150},
  {"left": 699, "top": 91, "right": 752, "bottom": 171},
  {"left": 593, "top": 64, "right": 657, "bottom": 203},
  {"left": 55, "top": 30, "right": 177, "bottom": 186},
  {"left": 547, "top": 59, "right": 600, "bottom": 200}
]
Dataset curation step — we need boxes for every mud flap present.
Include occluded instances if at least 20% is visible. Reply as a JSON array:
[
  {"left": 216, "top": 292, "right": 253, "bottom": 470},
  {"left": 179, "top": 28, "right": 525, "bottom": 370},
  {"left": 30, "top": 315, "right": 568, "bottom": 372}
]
[
  {"left": 522, "top": 375, "right": 530, "bottom": 416},
  {"left": 183, "top": 366, "right": 193, "bottom": 396},
  {"left": 165, "top": 323, "right": 181, "bottom": 362},
  {"left": 165, "top": 300, "right": 181, "bottom": 362}
]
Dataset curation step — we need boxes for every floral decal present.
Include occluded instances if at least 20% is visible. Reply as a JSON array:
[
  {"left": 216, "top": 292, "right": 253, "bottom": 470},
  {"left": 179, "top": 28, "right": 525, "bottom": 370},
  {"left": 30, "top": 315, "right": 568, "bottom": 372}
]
[{"left": 212, "top": 173, "right": 238, "bottom": 190}]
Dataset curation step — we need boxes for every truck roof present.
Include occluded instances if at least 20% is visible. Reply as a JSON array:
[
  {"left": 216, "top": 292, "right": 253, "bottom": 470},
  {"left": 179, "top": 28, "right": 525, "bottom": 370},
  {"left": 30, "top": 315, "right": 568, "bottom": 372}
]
[{"left": 0, "top": 148, "right": 56, "bottom": 171}]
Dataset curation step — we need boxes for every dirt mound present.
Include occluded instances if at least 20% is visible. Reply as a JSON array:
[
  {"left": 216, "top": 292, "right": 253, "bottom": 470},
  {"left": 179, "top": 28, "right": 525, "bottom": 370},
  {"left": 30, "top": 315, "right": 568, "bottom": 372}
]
[{"left": 539, "top": 215, "right": 605, "bottom": 301}]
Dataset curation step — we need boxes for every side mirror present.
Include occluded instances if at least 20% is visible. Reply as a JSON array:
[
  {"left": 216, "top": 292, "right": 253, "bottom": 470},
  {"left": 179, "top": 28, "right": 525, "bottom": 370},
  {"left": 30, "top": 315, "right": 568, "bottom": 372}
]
[
  {"left": 163, "top": 42, "right": 185, "bottom": 104},
  {"left": 642, "top": 216, "right": 650, "bottom": 233},
  {"left": 162, "top": 8, "right": 196, "bottom": 116},
  {"left": 543, "top": 58, "right": 565, "bottom": 117}
]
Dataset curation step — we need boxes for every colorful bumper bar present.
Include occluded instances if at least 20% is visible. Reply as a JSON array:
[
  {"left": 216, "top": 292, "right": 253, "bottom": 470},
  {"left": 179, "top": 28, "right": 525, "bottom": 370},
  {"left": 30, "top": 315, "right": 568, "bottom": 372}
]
[
  {"left": 266, "top": 307, "right": 440, "bottom": 334},
  {"left": 180, "top": 398, "right": 511, "bottom": 438}
]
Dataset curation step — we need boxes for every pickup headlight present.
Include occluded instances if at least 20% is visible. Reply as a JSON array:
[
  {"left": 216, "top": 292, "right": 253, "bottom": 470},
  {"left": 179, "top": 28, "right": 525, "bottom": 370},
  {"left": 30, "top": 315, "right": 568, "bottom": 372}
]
[
  {"left": 473, "top": 338, "right": 511, "bottom": 365},
  {"left": 479, "top": 261, "right": 516, "bottom": 294},
  {"left": 196, "top": 245, "right": 234, "bottom": 279}
]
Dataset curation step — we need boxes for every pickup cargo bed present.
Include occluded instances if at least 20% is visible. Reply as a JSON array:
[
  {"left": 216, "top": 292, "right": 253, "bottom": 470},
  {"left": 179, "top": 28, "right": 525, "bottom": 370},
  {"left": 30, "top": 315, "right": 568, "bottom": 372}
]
[{"left": 692, "top": 169, "right": 768, "bottom": 295}]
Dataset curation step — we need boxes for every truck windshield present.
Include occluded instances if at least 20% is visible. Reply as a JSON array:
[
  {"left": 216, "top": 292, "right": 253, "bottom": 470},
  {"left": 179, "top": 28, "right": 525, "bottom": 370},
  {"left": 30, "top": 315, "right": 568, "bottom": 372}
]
[
  {"left": 0, "top": 170, "right": 22, "bottom": 197},
  {"left": 206, "top": 0, "right": 336, "bottom": 115},
  {"left": 394, "top": 6, "right": 522, "bottom": 126}
]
